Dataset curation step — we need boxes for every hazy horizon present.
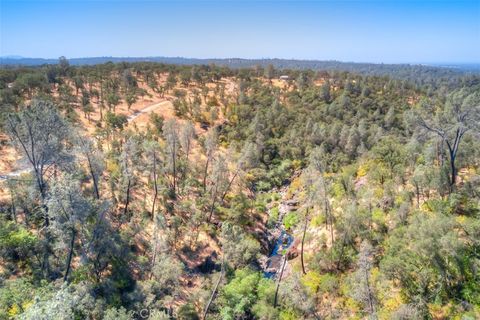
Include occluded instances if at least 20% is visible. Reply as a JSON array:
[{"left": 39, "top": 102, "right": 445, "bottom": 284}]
[
  {"left": 2, "top": 55, "right": 480, "bottom": 66},
  {"left": 1, "top": 0, "right": 479, "bottom": 64}
]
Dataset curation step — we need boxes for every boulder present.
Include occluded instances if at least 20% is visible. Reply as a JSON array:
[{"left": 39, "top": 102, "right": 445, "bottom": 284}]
[
  {"left": 285, "top": 199, "right": 299, "bottom": 207},
  {"left": 267, "top": 254, "right": 283, "bottom": 270},
  {"left": 286, "top": 238, "right": 301, "bottom": 260}
]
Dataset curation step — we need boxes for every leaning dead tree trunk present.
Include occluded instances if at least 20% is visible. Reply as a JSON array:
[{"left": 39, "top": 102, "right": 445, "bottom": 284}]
[
  {"left": 301, "top": 209, "right": 309, "bottom": 275},
  {"left": 202, "top": 130, "right": 217, "bottom": 194},
  {"left": 364, "top": 267, "right": 377, "bottom": 319},
  {"left": 336, "top": 230, "right": 349, "bottom": 271},
  {"left": 86, "top": 154, "right": 100, "bottom": 199},
  {"left": 274, "top": 254, "right": 287, "bottom": 307},
  {"left": 172, "top": 138, "right": 177, "bottom": 196},
  {"left": 64, "top": 229, "right": 76, "bottom": 282},
  {"left": 151, "top": 151, "right": 158, "bottom": 220},
  {"left": 150, "top": 217, "right": 160, "bottom": 280},
  {"left": 203, "top": 156, "right": 210, "bottom": 194},
  {"left": 207, "top": 184, "right": 219, "bottom": 223},
  {"left": 123, "top": 178, "right": 132, "bottom": 218},
  {"left": 202, "top": 256, "right": 225, "bottom": 320},
  {"left": 220, "top": 170, "right": 239, "bottom": 206},
  {"left": 320, "top": 176, "right": 334, "bottom": 247},
  {"left": 8, "top": 185, "right": 16, "bottom": 223}
]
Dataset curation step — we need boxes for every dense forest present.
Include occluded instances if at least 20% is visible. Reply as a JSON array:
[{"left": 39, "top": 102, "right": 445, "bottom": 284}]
[
  {"left": 0, "top": 58, "right": 479, "bottom": 319},
  {"left": 2, "top": 56, "right": 479, "bottom": 89}
]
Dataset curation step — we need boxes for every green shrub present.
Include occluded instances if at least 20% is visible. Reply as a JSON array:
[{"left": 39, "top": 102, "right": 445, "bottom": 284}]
[
  {"left": 279, "top": 308, "right": 298, "bottom": 320},
  {"left": 0, "top": 222, "right": 37, "bottom": 262},
  {"left": 177, "top": 303, "right": 199, "bottom": 320},
  {"left": 269, "top": 207, "right": 279, "bottom": 225},
  {"left": 318, "top": 273, "right": 339, "bottom": 293},
  {"left": 283, "top": 212, "right": 299, "bottom": 229}
]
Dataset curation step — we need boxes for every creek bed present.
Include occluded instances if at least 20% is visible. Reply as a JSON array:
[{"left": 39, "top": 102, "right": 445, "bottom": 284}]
[
  {"left": 263, "top": 230, "right": 294, "bottom": 278},
  {"left": 261, "top": 186, "right": 297, "bottom": 279}
]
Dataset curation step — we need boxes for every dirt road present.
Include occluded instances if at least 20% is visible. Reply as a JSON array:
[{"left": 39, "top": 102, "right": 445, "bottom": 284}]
[{"left": 127, "top": 100, "right": 171, "bottom": 122}]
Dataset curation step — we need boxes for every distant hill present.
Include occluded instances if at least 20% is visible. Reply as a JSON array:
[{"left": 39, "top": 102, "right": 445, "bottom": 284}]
[{"left": 427, "top": 63, "right": 480, "bottom": 72}]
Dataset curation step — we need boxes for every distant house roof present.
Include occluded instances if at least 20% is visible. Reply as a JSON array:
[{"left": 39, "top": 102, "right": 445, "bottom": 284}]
[{"left": 279, "top": 75, "right": 289, "bottom": 80}]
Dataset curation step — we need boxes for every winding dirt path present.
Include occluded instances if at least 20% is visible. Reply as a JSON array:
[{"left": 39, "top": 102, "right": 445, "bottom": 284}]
[{"left": 127, "top": 100, "right": 172, "bottom": 122}]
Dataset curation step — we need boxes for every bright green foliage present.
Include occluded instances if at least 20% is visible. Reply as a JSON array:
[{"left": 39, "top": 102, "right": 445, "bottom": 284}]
[
  {"left": 177, "top": 303, "right": 199, "bottom": 320},
  {"left": 0, "top": 222, "right": 37, "bottom": 264},
  {"left": 105, "top": 111, "right": 128, "bottom": 131},
  {"left": 381, "top": 211, "right": 480, "bottom": 310},
  {"left": 220, "top": 268, "right": 276, "bottom": 320},
  {"left": 0, "top": 278, "right": 37, "bottom": 320},
  {"left": 283, "top": 212, "right": 299, "bottom": 230},
  {"left": 302, "top": 271, "right": 339, "bottom": 295},
  {"left": 220, "top": 268, "right": 263, "bottom": 319},
  {"left": 221, "top": 223, "right": 261, "bottom": 268}
]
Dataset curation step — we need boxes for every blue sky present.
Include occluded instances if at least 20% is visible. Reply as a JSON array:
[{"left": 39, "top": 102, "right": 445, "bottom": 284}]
[{"left": 1, "top": 0, "right": 479, "bottom": 63}]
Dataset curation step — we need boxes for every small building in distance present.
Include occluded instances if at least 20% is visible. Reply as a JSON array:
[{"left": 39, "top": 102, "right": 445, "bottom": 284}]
[{"left": 279, "top": 75, "right": 289, "bottom": 81}]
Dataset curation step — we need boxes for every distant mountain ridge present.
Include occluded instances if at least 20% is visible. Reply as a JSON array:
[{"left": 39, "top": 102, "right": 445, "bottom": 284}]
[{"left": 0, "top": 56, "right": 477, "bottom": 70}]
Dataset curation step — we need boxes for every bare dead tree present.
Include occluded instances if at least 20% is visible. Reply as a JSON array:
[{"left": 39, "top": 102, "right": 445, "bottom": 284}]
[
  {"left": 274, "top": 254, "right": 287, "bottom": 307},
  {"left": 352, "top": 240, "right": 378, "bottom": 320},
  {"left": 163, "top": 118, "right": 180, "bottom": 196},
  {"left": 7, "top": 100, "right": 70, "bottom": 203},
  {"left": 414, "top": 90, "right": 479, "bottom": 190},
  {"left": 77, "top": 135, "right": 104, "bottom": 200},
  {"left": 207, "top": 156, "right": 228, "bottom": 223},
  {"left": 301, "top": 208, "right": 309, "bottom": 275},
  {"left": 6, "top": 100, "right": 70, "bottom": 277},
  {"left": 203, "top": 128, "right": 218, "bottom": 194},
  {"left": 180, "top": 121, "right": 195, "bottom": 169}
]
